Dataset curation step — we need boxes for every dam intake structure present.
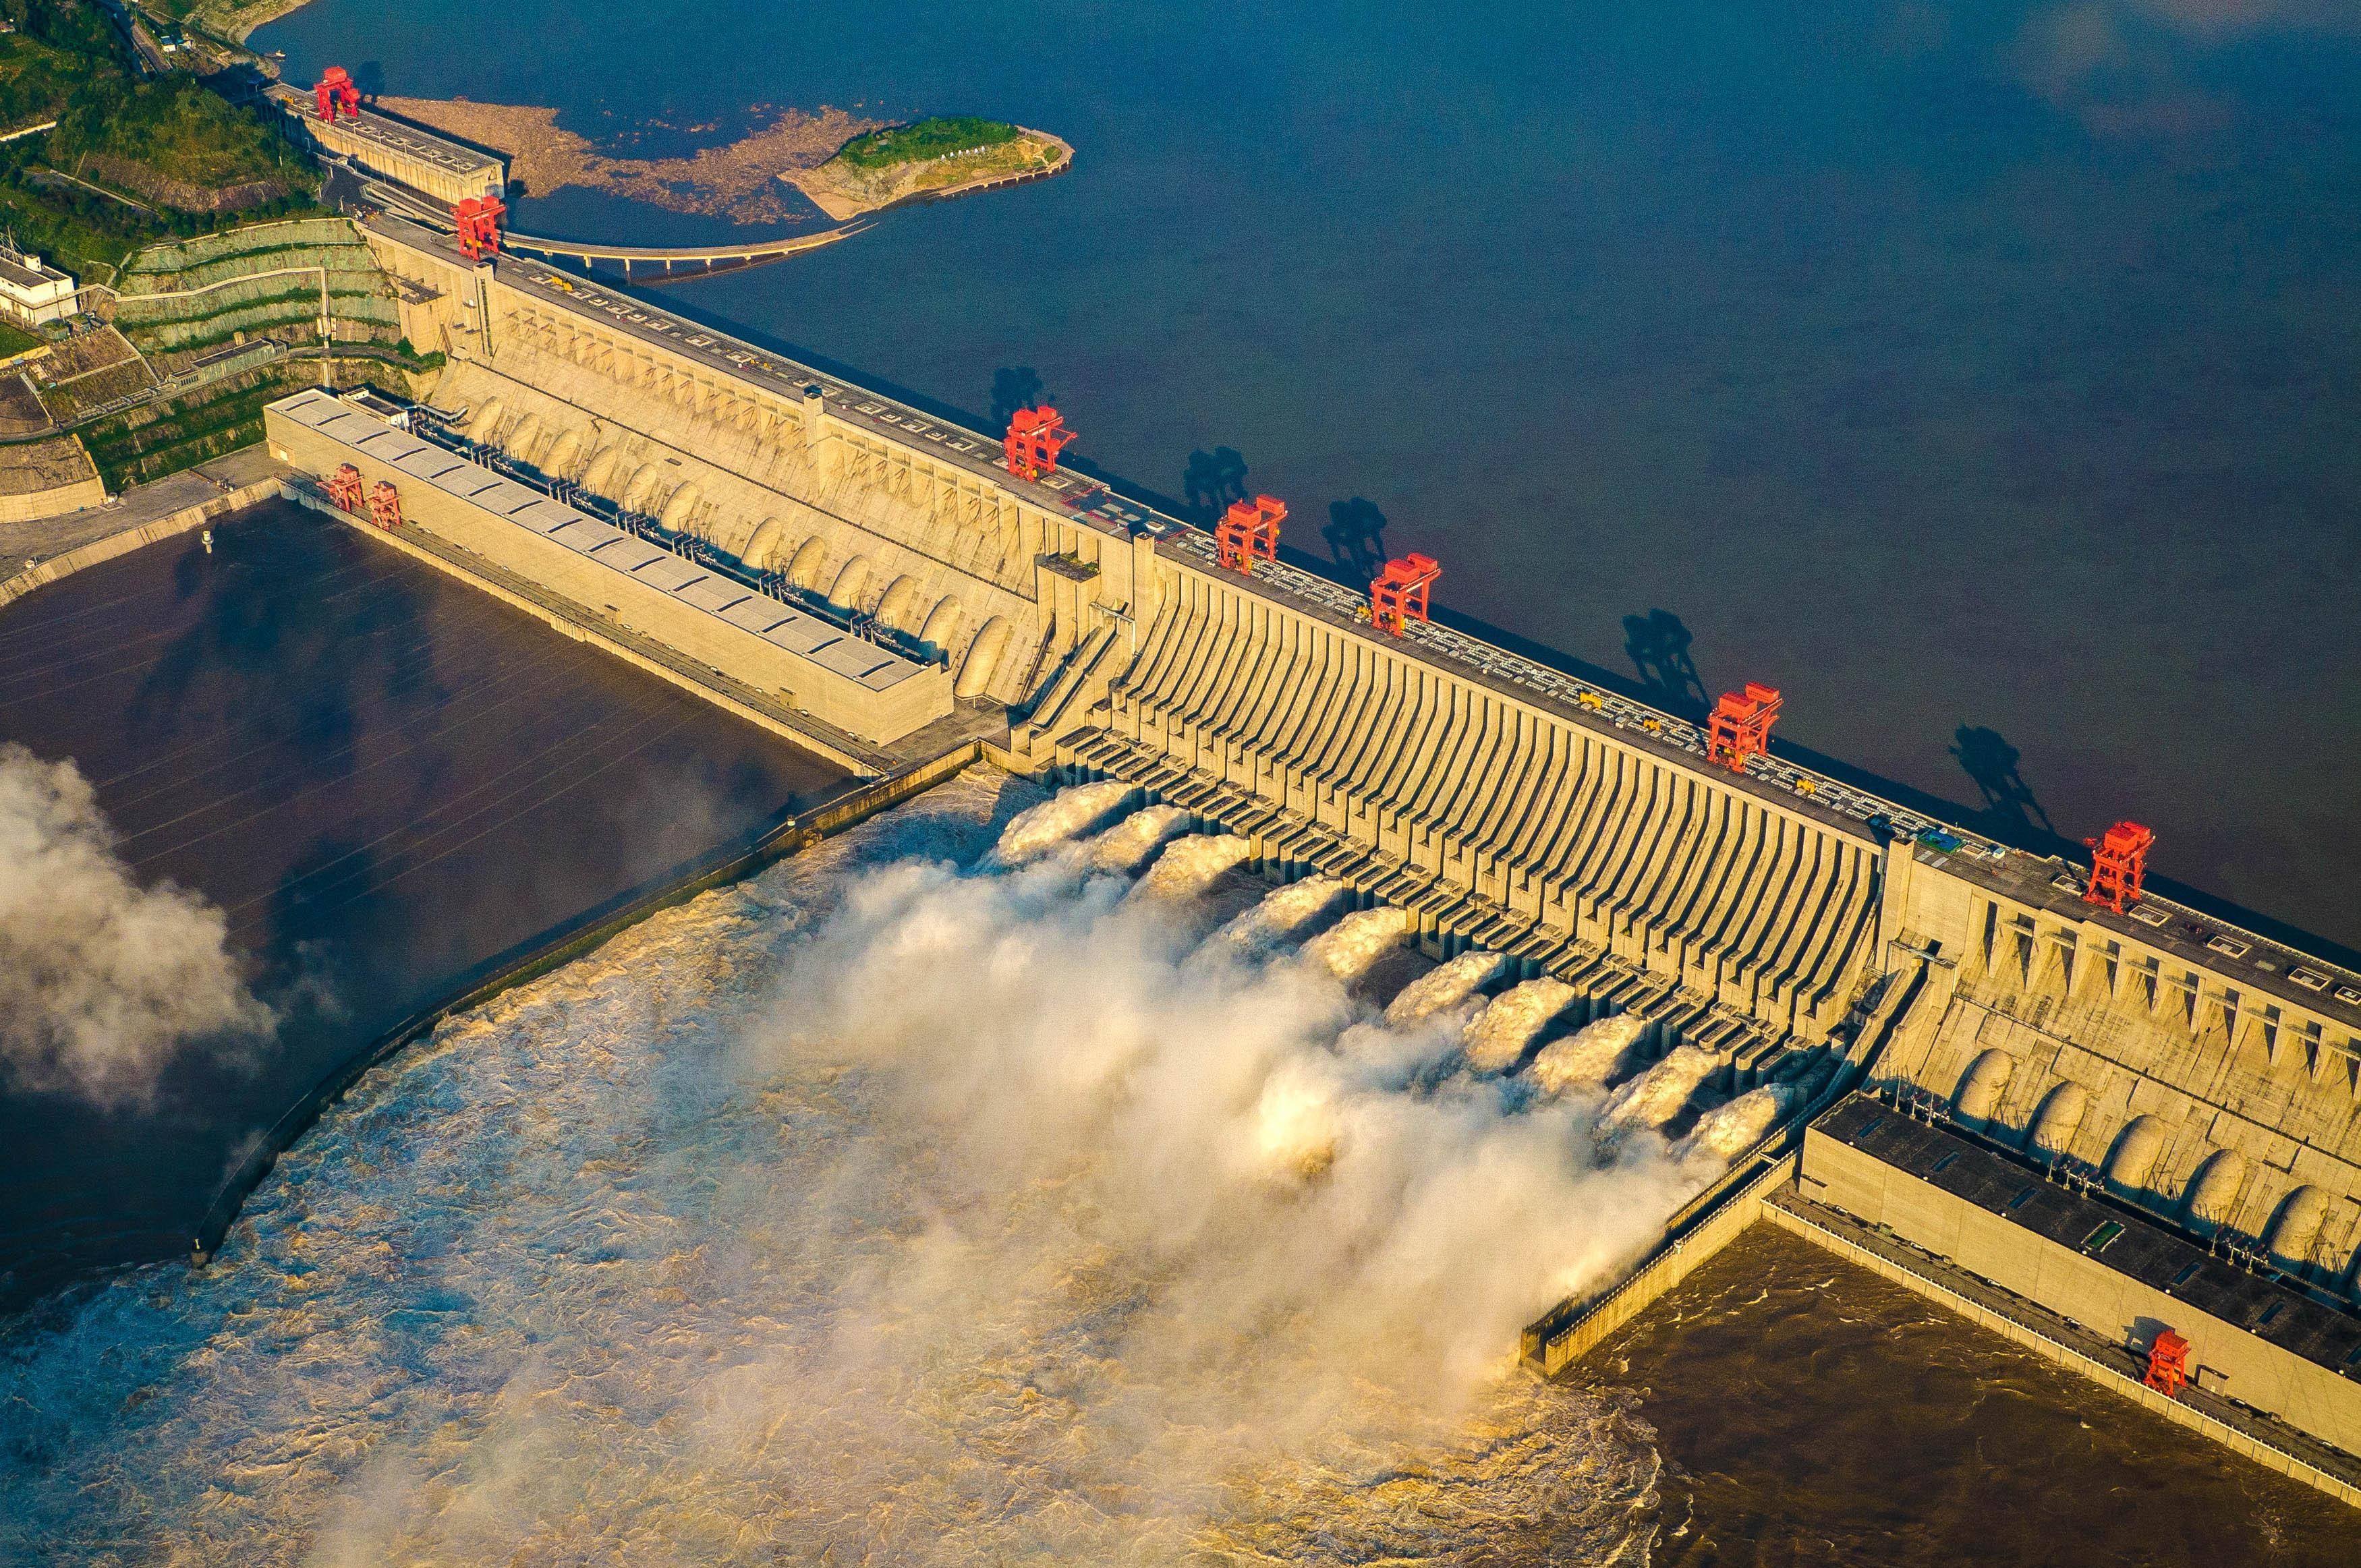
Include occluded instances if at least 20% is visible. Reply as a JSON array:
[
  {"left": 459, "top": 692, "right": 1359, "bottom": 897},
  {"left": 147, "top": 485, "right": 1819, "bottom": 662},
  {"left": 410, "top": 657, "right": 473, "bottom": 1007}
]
[{"left": 246, "top": 212, "right": 2361, "bottom": 1505}]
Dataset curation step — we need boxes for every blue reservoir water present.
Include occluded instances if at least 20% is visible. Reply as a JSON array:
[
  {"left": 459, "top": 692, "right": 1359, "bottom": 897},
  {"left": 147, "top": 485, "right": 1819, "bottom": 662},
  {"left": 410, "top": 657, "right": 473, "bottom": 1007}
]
[{"left": 259, "top": 0, "right": 2361, "bottom": 950}]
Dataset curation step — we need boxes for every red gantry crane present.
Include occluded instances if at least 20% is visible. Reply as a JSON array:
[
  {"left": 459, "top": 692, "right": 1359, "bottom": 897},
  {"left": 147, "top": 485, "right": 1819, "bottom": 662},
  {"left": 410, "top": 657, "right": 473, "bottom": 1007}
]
[
  {"left": 2084, "top": 820, "right": 2155, "bottom": 914},
  {"left": 326, "top": 462, "right": 364, "bottom": 513},
  {"left": 1707, "top": 683, "right": 1782, "bottom": 773},
  {"left": 1002, "top": 406, "right": 1075, "bottom": 481},
  {"left": 2144, "top": 1329, "right": 2190, "bottom": 1398},
  {"left": 455, "top": 194, "right": 507, "bottom": 262},
  {"left": 1369, "top": 553, "right": 1440, "bottom": 636},
  {"left": 1216, "top": 494, "right": 1285, "bottom": 573},
  {"left": 314, "top": 65, "right": 359, "bottom": 122},
  {"left": 366, "top": 480, "right": 403, "bottom": 531}
]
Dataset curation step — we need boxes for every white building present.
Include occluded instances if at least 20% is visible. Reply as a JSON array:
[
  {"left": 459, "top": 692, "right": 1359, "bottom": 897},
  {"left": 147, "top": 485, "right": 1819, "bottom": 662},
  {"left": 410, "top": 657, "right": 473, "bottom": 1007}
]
[{"left": 0, "top": 245, "right": 77, "bottom": 328}]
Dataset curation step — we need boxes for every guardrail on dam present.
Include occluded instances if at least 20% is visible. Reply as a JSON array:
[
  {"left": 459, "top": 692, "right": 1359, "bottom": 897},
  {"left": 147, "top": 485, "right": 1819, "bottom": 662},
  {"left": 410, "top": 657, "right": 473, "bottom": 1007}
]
[{"left": 302, "top": 214, "right": 2361, "bottom": 1497}]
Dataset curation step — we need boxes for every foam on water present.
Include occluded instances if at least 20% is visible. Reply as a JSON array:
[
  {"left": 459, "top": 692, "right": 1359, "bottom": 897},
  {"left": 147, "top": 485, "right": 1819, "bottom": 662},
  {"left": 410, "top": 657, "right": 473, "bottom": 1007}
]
[
  {"left": 991, "top": 778, "right": 1136, "bottom": 863},
  {"left": 1529, "top": 1013, "right": 1651, "bottom": 1098},
  {"left": 1601, "top": 1045, "right": 1725, "bottom": 1138},
  {"left": 1462, "top": 979, "right": 1581, "bottom": 1074},
  {"left": 0, "top": 772, "right": 1701, "bottom": 1563},
  {"left": 1382, "top": 950, "right": 1509, "bottom": 1028},
  {"left": 1132, "top": 832, "right": 1255, "bottom": 900},
  {"left": 1084, "top": 803, "right": 1193, "bottom": 875},
  {"left": 1301, "top": 906, "right": 1406, "bottom": 981}
]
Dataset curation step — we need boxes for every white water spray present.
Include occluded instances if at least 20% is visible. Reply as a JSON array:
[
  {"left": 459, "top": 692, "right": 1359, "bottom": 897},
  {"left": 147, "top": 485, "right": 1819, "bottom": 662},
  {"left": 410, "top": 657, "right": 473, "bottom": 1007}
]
[
  {"left": 1680, "top": 1082, "right": 1798, "bottom": 1162},
  {"left": 1601, "top": 1043, "right": 1725, "bottom": 1137},
  {"left": 0, "top": 772, "right": 1706, "bottom": 1564},
  {"left": 992, "top": 778, "right": 1136, "bottom": 863},
  {"left": 1528, "top": 1012, "right": 1650, "bottom": 1097},
  {"left": 1210, "top": 875, "right": 1347, "bottom": 955},
  {"left": 1463, "top": 979, "right": 1581, "bottom": 1072},
  {"left": 1133, "top": 832, "right": 1255, "bottom": 900},
  {"left": 1084, "top": 803, "right": 1193, "bottom": 874},
  {"left": 1301, "top": 906, "right": 1406, "bottom": 980},
  {"left": 1384, "top": 950, "right": 1509, "bottom": 1028}
]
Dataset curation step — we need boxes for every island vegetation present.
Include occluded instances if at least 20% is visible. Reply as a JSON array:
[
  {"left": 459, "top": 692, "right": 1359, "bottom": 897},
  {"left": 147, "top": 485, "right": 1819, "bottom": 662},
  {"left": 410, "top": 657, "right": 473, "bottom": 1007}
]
[
  {"left": 787, "top": 115, "right": 1071, "bottom": 222},
  {"left": 833, "top": 116, "right": 1019, "bottom": 170}
]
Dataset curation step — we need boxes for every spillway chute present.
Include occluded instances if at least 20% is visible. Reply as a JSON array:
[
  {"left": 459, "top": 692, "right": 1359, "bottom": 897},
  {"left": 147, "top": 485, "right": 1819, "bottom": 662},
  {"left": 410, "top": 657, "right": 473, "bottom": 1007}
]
[
  {"left": 1384, "top": 950, "right": 1509, "bottom": 1028},
  {"left": 1462, "top": 979, "right": 1580, "bottom": 1073},
  {"left": 1680, "top": 1082, "right": 1799, "bottom": 1163},
  {"left": 1301, "top": 907, "right": 1406, "bottom": 981},
  {"left": 991, "top": 780, "right": 1139, "bottom": 865},
  {"left": 1133, "top": 833, "right": 1254, "bottom": 901},
  {"left": 1599, "top": 1045, "right": 1722, "bottom": 1138},
  {"left": 1210, "top": 875, "right": 1347, "bottom": 956},
  {"left": 1527, "top": 1012, "right": 1649, "bottom": 1097},
  {"left": 1081, "top": 805, "right": 1191, "bottom": 875}
]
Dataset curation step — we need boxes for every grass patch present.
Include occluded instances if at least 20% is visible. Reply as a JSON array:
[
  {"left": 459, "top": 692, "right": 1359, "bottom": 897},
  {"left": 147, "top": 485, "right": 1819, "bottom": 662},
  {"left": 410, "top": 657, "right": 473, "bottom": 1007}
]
[
  {"left": 834, "top": 116, "right": 1019, "bottom": 171},
  {"left": 80, "top": 366, "right": 303, "bottom": 489},
  {"left": 0, "top": 317, "right": 39, "bottom": 359}
]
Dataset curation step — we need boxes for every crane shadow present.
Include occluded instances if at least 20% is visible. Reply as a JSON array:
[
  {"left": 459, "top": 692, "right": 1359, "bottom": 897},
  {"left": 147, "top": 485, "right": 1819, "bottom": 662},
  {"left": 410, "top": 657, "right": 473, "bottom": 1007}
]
[
  {"left": 1323, "top": 497, "right": 1388, "bottom": 581},
  {"left": 1950, "top": 725, "right": 2058, "bottom": 839},
  {"left": 1181, "top": 446, "right": 1250, "bottom": 522},
  {"left": 1623, "top": 608, "right": 1707, "bottom": 718}
]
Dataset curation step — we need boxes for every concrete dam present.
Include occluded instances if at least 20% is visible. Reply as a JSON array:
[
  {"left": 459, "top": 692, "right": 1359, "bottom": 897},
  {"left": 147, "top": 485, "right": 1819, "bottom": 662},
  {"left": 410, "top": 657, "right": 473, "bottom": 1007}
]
[{"left": 260, "top": 214, "right": 2361, "bottom": 1503}]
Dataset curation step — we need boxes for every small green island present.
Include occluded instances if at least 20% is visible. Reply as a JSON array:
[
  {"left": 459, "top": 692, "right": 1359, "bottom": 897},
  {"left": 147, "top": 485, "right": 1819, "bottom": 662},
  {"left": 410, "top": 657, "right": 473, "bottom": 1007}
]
[{"left": 787, "top": 115, "right": 1071, "bottom": 221}]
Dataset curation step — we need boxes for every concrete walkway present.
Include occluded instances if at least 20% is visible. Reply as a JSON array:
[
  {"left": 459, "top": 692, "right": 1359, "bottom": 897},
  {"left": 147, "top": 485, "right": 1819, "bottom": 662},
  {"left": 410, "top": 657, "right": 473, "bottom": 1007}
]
[{"left": 0, "top": 445, "right": 284, "bottom": 573}]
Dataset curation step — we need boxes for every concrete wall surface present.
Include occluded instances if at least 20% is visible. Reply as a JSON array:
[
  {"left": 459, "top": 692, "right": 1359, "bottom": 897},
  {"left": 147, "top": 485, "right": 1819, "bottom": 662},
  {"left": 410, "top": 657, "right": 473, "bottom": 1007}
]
[
  {"left": 264, "top": 393, "right": 950, "bottom": 745},
  {"left": 1801, "top": 1124, "right": 2361, "bottom": 1457}
]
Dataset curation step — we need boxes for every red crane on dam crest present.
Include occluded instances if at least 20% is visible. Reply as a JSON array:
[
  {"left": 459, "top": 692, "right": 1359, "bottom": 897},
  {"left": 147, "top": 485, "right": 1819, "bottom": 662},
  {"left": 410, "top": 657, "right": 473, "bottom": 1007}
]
[
  {"left": 1707, "top": 682, "right": 1782, "bottom": 772},
  {"left": 1003, "top": 407, "right": 1075, "bottom": 481},
  {"left": 1216, "top": 495, "right": 1285, "bottom": 573},
  {"left": 455, "top": 194, "right": 507, "bottom": 262},
  {"left": 2084, "top": 820, "right": 2155, "bottom": 913},
  {"left": 1369, "top": 553, "right": 1440, "bottom": 635},
  {"left": 314, "top": 65, "right": 359, "bottom": 122}
]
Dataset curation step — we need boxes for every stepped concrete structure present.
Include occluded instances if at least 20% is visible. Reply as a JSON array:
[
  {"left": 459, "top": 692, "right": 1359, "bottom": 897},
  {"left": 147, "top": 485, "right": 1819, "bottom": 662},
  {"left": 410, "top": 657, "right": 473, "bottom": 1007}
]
[{"left": 292, "top": 214, "right": 2361, "bottom": 1499}]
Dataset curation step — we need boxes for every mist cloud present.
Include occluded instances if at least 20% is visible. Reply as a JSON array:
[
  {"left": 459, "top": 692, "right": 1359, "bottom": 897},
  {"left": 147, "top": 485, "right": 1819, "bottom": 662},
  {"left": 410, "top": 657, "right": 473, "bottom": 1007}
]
[{"left": 0, "top": 745, "right": 272, "bottom": 1104}]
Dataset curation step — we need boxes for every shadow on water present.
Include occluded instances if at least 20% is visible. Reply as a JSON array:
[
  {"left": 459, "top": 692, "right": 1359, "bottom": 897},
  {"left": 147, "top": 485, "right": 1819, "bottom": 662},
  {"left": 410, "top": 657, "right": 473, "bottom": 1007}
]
[
  {"left": 988, "top": 367, "right": 1047, "bottom": 432},
  {"left": 1950, "top": 725, "right": 2057, "bottom": 839},
  {"left": 1322, "top": 497, "right": 1388, "bottom": 581},
  {"left": 1623, "top": 608, "right": 1707, "bottom": 718},
  {"left": 1180, "top": 446, "right": 1250, "bottom": 522},
  {"left": 135, "top": 523, "right": 449, "bottom": 792}
]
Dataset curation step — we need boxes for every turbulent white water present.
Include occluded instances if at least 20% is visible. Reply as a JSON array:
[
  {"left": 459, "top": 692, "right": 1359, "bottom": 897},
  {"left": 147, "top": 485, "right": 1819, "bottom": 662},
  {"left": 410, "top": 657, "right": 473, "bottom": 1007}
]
[
  {"left": 0, "top": 776, "right": 1717, "bottom": 1563},
  {"left": 1463, "top": 979, "right": 1581, "bottom": 1074},
  {"left": 1301, "top": 906, "right": 1406, "bottom": 980},
  {"left": 1083, "top": 802, "right": 1192, "bottom": 874},
  {"left": 1601, "top": 1045, "right": 1726, "bottom": 1138},
  {"left": 1210, "top": 875, "right": 1346, "bottom": 957},
  {"left": 1132, "top": 831, "right": 1256, "bottom": 900},
  {"left": 991, "top": 776, "right": 1135, "bottom": 863},
  {"left": 1529, "top": 1012, "right": 1651, "bottom": 1097},
  {"left": 1382, "top": 950, "right": 1509, "bottom": 1028},
  {"left": 1681, "top": 1082, "right": 1797, "bottom": 1161}
]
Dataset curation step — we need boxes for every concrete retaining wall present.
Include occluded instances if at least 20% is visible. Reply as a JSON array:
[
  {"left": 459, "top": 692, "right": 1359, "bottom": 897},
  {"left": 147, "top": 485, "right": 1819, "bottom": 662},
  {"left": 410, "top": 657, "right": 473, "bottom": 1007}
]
[
  {"left": 1765, "top": 1198, "right": 2361, "bottom": 1509},
  {"left": 1523, "top": 1152, "right": 1799, "bottom": 1376},
  {"left": 1801, "top": 1124, "right": 2361, "bottom": 1455},
  {"left": 0, "top": 475, "right": 281, "bottom": 610}
]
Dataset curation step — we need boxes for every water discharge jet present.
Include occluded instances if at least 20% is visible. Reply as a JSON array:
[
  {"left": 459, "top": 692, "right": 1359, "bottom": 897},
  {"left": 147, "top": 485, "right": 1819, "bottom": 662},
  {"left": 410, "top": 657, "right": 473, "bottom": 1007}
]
[
  {"left": 1464, "top": 979, "right": 1582, "bottom": 1074},
  {"left": 1528, "top": 1013, "right": 1650, "bottom": 1099}
]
